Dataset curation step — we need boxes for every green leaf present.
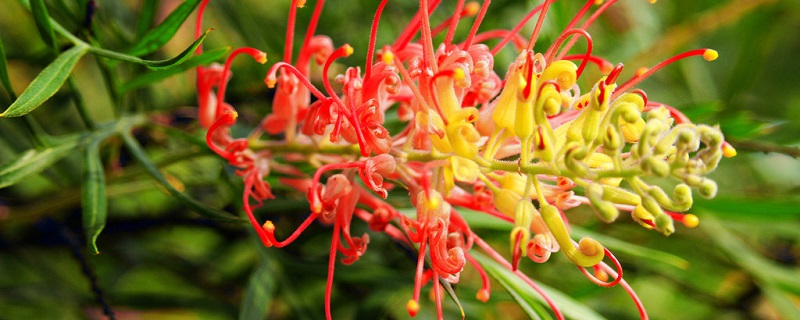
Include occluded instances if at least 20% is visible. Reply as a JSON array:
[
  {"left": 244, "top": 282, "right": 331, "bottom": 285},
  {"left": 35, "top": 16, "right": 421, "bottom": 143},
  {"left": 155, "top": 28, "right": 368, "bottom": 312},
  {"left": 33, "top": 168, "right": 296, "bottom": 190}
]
[
  {"left": 0, "top": 44, "right": 88, "bottom": 118},
  {"left": 82, "top": 140, "right": 107, "bottom": 255},
  {"left": 91, "top": 30, "right": 210, "bottom": 70},
  {"left": 471, "top": 251, "right": 608, "bottom": 320},
  {"left": 30, "top": 0, "right": 57, "bottom": 50},
  {"left": 693, "top": 197, "right": 800, "bottom": 221},
  {"left": 239, "top": 260, "right": 275, "bottom": 320},
  {"left": 0, "top": 37, "right": 16, "bottom": 100},
  {"left": 126, "top": 0, "right": 202, "bottom": 57},
  {"left": 136, "top": 0, "right": 160, "bottom": 39},
  {"left": 0, "top": 139, "right": 79, "bottom": 189},
  {"left": 700, "top": 213, "right": 800, "bottom": 297},
  {"left": 120, "top": 46, "right": 230, "bottom": 92},
  {"left": 121, "top": 132, "right": 244, "bottom": 223}
]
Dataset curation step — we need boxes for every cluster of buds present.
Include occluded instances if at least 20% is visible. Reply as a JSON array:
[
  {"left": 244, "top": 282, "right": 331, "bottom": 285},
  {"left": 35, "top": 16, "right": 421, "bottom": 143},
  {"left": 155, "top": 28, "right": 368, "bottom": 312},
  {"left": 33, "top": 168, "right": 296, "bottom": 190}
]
[{"left": 194, "top": 0, "right": 735, "bottom": 319}]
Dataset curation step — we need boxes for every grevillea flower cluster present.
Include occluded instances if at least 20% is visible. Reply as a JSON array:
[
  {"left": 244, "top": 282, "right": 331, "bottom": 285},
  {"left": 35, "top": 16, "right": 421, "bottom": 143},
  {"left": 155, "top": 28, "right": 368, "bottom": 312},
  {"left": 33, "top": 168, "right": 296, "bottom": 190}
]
[{"left": 194, "top": 0, "right": 736, "bottom": 318}]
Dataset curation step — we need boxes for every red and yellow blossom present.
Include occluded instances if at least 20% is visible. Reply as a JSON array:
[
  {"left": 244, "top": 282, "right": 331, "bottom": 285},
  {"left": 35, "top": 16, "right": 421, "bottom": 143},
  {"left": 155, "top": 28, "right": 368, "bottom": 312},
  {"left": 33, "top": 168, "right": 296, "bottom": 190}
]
[{"left": 194, "top": 0, "right": 734, "bottom": 319}]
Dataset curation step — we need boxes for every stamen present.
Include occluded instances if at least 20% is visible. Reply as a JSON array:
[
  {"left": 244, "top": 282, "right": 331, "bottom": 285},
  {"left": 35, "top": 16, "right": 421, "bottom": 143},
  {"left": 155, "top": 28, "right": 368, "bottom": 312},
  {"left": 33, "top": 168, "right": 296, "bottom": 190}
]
[
  {"left": 428, "top": 1, "right": 478, "bottom": 43},
  {"left": 408, "top": 242, "right": 428, "bottom": 317},
  {"left": 284, "top": 0, "right": 304, "bottom": 63},
  {"left": 419, "top": 0, "right": 438, "bottom": 73},
  {"left": 365, "top": 0, "right": 389, "bottom": 81},
  {"left": 325, "top": 223, "right": 341, "bottom": 320},
  {"left": 261, "top": 213, "right": 321, "bottom": 247},
  {"left": 526, "top": 0, "right": 555, "bottom": 53},
  {"left": 444, "top": 0, "right": 465, "bottom": 46},
  {"left": 205, "top": 110, "right": 238, "bottom": 159},
  {"left": 490, "top": 3, "right": 544, "bottom": 55},
  {"left": 562, "top": 53, "right": 612, "bottom": 74},
  {"left": 194, "top": 0, "right": 210, "bottom": 55},
  {"left": 666, "top": 211, "right": 699, "bottom": 228},
  {"left": 264, "top": 62, "right": 328, "bottom": 101},
  {"left": 614, "top": 48, "right": 718, "bottom": 98},
  {"left": 576, "top": 247, "right": 624, "bottom": 287},
  {"left": 465, "top": 253, "right": 491, "bottom": 302},
  {"left": 393, "top": 0, "right": 442, "bottom": 51},
  {"left": 544, "top": 29, "right": 593, "bottom": 78},
  {"left": 462, "top": 0, "right": 491, "bottom": 50},
  {"left": 299, "top": 0, "right": 326, "bottom": 61},
  {"left": 556, "top": 0, "right": 619, "bottom": 59},
  {"left": 215, "top": 47, "right": 267, "bottom": 119}
]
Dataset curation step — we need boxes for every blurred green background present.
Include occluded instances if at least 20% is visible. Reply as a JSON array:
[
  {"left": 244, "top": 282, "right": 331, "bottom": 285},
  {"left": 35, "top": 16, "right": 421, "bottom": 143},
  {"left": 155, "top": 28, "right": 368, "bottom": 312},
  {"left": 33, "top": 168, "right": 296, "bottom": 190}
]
[{"left": 1, "top": 0, "right": 799, "bottom": 319}]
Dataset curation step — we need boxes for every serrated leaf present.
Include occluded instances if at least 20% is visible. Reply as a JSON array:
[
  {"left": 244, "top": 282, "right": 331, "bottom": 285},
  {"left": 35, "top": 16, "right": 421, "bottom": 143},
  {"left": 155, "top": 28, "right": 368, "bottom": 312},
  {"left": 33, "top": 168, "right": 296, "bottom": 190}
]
[
  {"left": 91, "top": 30, "right": 210, "bottom": 70},
  {"left": 0, "top": 37, "right": 16, "bottom": 100},
  {"left": 82, "top": 140, "right": 107, "bottom": 254},
  {"left": 120, "top": 46, "right": 230, "bottom": 92},
  {"left": 121, "top": 132, "right": 244, "bottom": 223},
  {"left": 126, "top": 0, "right": 202, "bottom": 57},
  {"left": 471, "top": 251, "right": 608, "bottom": 320},
  {"left": 0, "top": 140, "right": 79, "bottom": 189},
  {"left": 1, "top": 44, "right": 88, "bottom": 118},
  {"left": 30, "top": 0, "right": 57, "bottom": 50},
  {"left": 239, "top": 260, "right": 275, "bottom": 320}
]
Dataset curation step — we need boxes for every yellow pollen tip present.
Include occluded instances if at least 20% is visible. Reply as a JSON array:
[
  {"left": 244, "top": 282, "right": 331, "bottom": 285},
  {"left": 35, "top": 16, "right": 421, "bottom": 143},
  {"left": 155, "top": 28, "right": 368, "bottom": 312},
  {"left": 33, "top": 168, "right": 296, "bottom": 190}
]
[
  {"left": 343, "top": 44, "right": 354, "bottom": 57},
  {"left": 266, "top": 77, "right": 277, "bottom": 88},
  {"left": 453, "top": 68, "right": 465, "bottom": 81},
  {"left": 476, "top": 289, "right": 490, "bottom": 303},
  {"left": 406, "top": 300, "right": 420, "bottom": 317},
  {"left": 262, "top": 220, "right": 276, "bottom": 232},
  {"left": 649, "top": 0, "right": 657, "bottom": 4},
  {"left": 381, "top": 51, "right": 395, "bottom": 64},
  {"left": 703, "top": 49, "right": 719, "bottom": 61},
  {"left": 465, "top": 2, "right": 480, "bottom": 16},
  {"left": 722, "top": 143, "right": 737, "bottom": 158},
  {"left": 682, "top": 214, "right": 699, "bottom": 228},
  {"left": 256, "top": 52, "right": 267, "bottom": 64},
  {"left": 636, "top": 67, "right": 649, "bottom": 77},
  {"left": 229, "top": 111, "right": 239, "bottom": 119},
  {"left": 296, "top": 0, "right": 306, "bottom": 8},
  {"left": 594, "top": 0, "right": 605, "bottom": 5}
]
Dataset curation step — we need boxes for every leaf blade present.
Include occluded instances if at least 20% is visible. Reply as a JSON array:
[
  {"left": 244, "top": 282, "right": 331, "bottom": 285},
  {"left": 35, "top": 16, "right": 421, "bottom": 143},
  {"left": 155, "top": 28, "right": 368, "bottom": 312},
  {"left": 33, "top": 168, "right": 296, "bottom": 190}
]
[
  {"left": 0, "top": 44, "right": 88, "bottom": 118},
  {"left": 120, "top": 46, "right": 230, "bottom": 92},
  {"left": 82, "top": 140, "right": 107, "bottom": 255},
  {"left": 126, "top": 0, "right": 202, "bottom": 57},
  {"left": 121, "top": 132, "right": 244, "bottom": 223},
  {"left": 239, "top": 260, "right": 276, "bottom": 320},
  {"left": 0, "top": 140, "right": 79, "bottom": 189},
  {"left": 30, "top": 0, "right": 57, "bottom": 50},
  {"left": 0, "top": 37, "right": 16, "bottom": 100}
]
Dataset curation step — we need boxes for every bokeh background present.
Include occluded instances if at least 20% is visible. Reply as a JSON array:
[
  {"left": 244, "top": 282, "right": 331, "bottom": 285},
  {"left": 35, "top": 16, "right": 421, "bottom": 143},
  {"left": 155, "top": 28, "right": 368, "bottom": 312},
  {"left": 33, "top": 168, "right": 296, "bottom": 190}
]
[{"left": 1, "top": 0, "right": 799, "bottom": 319}]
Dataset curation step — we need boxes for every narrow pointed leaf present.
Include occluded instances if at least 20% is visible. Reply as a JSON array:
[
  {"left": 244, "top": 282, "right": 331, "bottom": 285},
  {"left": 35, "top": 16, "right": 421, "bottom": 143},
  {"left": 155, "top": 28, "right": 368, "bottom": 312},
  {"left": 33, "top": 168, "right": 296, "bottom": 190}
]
[
  {"left": 126, "top": 0, "right": 202, "bottom": 57},
  {"left": 1, "top": 44, "right": 88, "bottom": 118},
  {"left": 82, "top": 140, "right": 107, "bottom": 254},
  {"left": 121, "top": 132, "right": 244, "bottom": 223},
  {"left": 0, "top": 140, "right": 79, "bottom": 189},
  {"left": 0, "top": 37, "right": 16, "bottom": 100},
  {"left": 30, "top": 0, "right": 57, "bottom": 50},
  {"left": 439, "top": 277, "right": 466, "bottom": 319},
  {"left": 136, "top": 0, "right": 160, "bottom": 39},
  {"left": 239, "top": 260, "right": 276, "bottom": 320},
  {"left": 471, "top": 251, "right": 607, "bottom": 320},
  {"left": 91, "top": 30, "right": 210, "bottom": 70},
  {"left": 120, "top": 46, "right": 230, "bottom": 92}
]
